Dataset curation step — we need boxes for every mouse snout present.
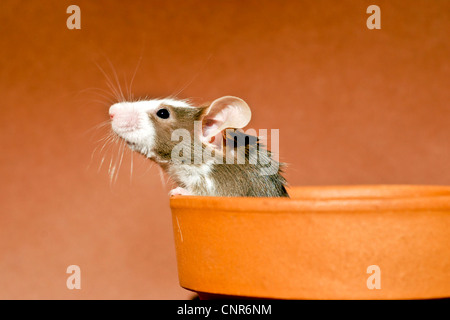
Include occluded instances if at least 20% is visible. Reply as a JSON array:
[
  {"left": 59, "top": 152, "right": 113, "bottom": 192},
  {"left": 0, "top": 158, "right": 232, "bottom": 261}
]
[{"left": 109, "top": 103, "right": 140, "bottom": 131}]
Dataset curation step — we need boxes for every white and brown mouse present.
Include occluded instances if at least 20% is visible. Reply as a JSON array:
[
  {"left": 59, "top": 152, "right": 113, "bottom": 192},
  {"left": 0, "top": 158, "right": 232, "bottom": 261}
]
[{"left": 108, "top": 96, "right": 288, "bottom": 197}]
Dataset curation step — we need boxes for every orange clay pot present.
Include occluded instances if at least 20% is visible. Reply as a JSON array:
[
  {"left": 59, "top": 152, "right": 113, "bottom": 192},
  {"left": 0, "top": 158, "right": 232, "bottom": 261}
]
[{"left": 170, "top": 185, "right": 450, "bottom": 299}]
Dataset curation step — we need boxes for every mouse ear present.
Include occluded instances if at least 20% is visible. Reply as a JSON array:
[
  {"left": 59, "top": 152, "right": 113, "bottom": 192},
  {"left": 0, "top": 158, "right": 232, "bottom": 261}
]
[{"left": 202, "top": 96, "right": 252, "bottom": 141}]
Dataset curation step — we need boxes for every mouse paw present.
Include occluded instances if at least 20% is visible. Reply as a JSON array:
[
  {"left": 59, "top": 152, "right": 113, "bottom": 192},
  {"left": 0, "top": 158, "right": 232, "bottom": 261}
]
[{"left": 169, "top": 187, "right": 191, "bottom": 197}]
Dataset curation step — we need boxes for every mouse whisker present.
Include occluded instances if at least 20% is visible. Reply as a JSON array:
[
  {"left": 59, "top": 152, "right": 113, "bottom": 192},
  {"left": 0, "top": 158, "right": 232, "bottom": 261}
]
[
  {"left": 129, "top": 147, "right": 134, "bottom": 184},
  {"left": 128, "top": 52, "right": 143, "bottom": 101},
  {"left": 94, "top": 61, "right": 122, "bottom": 103},
  {"left": 114, "top": 140, "right": 126, "bottom": 185},
  {"left": 106, "top": 81, "right": 122, "bottom": 103},
  {"left": 98, "top": 134, "right": 117, "bottom": 173},
  {"left": 88, "top": 95, "right": 116, "bottom": 105},
  {"left": 78, "top": 87, "right": 117, "bottom": 101},
  {"left": 74, "top": 89, "right": 116, "bottom": 109},
  {"left": 98, "top": 155, "right": 106, "bottom": 173},
  {"left": 94, "top": 133, "right": 113, "bottom": 144},
  {"left": 108, "top": 152, "right": 115, "bottom": 176},
  {"left": 109, "top": 134, "right": 124, "bottom": 186},
  {"left": 142, "top": 161, "right": 154, "bottom": 177},
  {"left": 88, "top": 130, "right": 113, "bottom": 170},
  {"left": 169, "top": 53, "right": 213, "bottom": 99},
  {"left": 97, "top": 134, "right": 115, "bottom": 154},
  {"left": 123, "top": 72, "right": 130, "bottom": 102},
  {"left": 88, "top": 99, "right": 115, "bottom": 107},
  {"left": 109, "top": 165, "right": 116, "bottom": 185},
  {"left": 85, "top": 121, "right": 112, "bottom": 136},
  {"left": 157, "top": 166, "right": 166, "bottom": 188},
  {"left": 95, "top": 142, "right": 111, "bottom": 172},
  {"left": 105, "top": 58, "right": 126, "bottom": 102}
]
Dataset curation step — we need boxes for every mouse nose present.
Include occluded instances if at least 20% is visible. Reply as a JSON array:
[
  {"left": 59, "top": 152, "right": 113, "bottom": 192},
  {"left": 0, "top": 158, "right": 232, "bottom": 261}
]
[{"left": 109, "top": 104, "right": 119, "bottom": 120}]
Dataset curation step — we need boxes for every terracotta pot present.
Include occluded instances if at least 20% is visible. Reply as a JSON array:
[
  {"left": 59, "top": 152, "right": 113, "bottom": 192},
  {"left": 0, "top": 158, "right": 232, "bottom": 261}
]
[{"left": 170, "top": 185, "right": 450, "bottom": 299}]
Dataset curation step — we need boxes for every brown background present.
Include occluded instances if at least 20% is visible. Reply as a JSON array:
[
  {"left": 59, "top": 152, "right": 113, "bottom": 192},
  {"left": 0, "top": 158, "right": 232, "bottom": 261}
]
[{"left": 0, "top": 0, "right": 448, "bottom": 299}]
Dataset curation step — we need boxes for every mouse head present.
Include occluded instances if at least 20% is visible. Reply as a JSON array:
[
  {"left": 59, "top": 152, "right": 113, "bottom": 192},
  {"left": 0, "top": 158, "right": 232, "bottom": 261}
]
[{"left": 109, "top": 96, "right": 251, "bottom": 162}]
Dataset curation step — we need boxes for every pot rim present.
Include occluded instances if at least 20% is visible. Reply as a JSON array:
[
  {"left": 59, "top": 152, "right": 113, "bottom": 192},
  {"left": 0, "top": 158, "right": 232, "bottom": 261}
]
[{"left": 170, "top": 185, "right": 450, "bottom": 213}]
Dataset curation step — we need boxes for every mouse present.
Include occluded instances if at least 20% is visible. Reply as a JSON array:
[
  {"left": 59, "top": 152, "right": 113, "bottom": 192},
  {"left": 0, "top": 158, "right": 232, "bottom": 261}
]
[{"left": 108, "top": 96, "right": 289, "bottom": 197}]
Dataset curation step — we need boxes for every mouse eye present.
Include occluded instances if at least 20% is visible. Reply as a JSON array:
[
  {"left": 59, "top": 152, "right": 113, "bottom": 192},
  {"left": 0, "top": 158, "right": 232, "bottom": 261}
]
[{"left": 156, "top": 108, "right": 170, "bottom": 119}]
